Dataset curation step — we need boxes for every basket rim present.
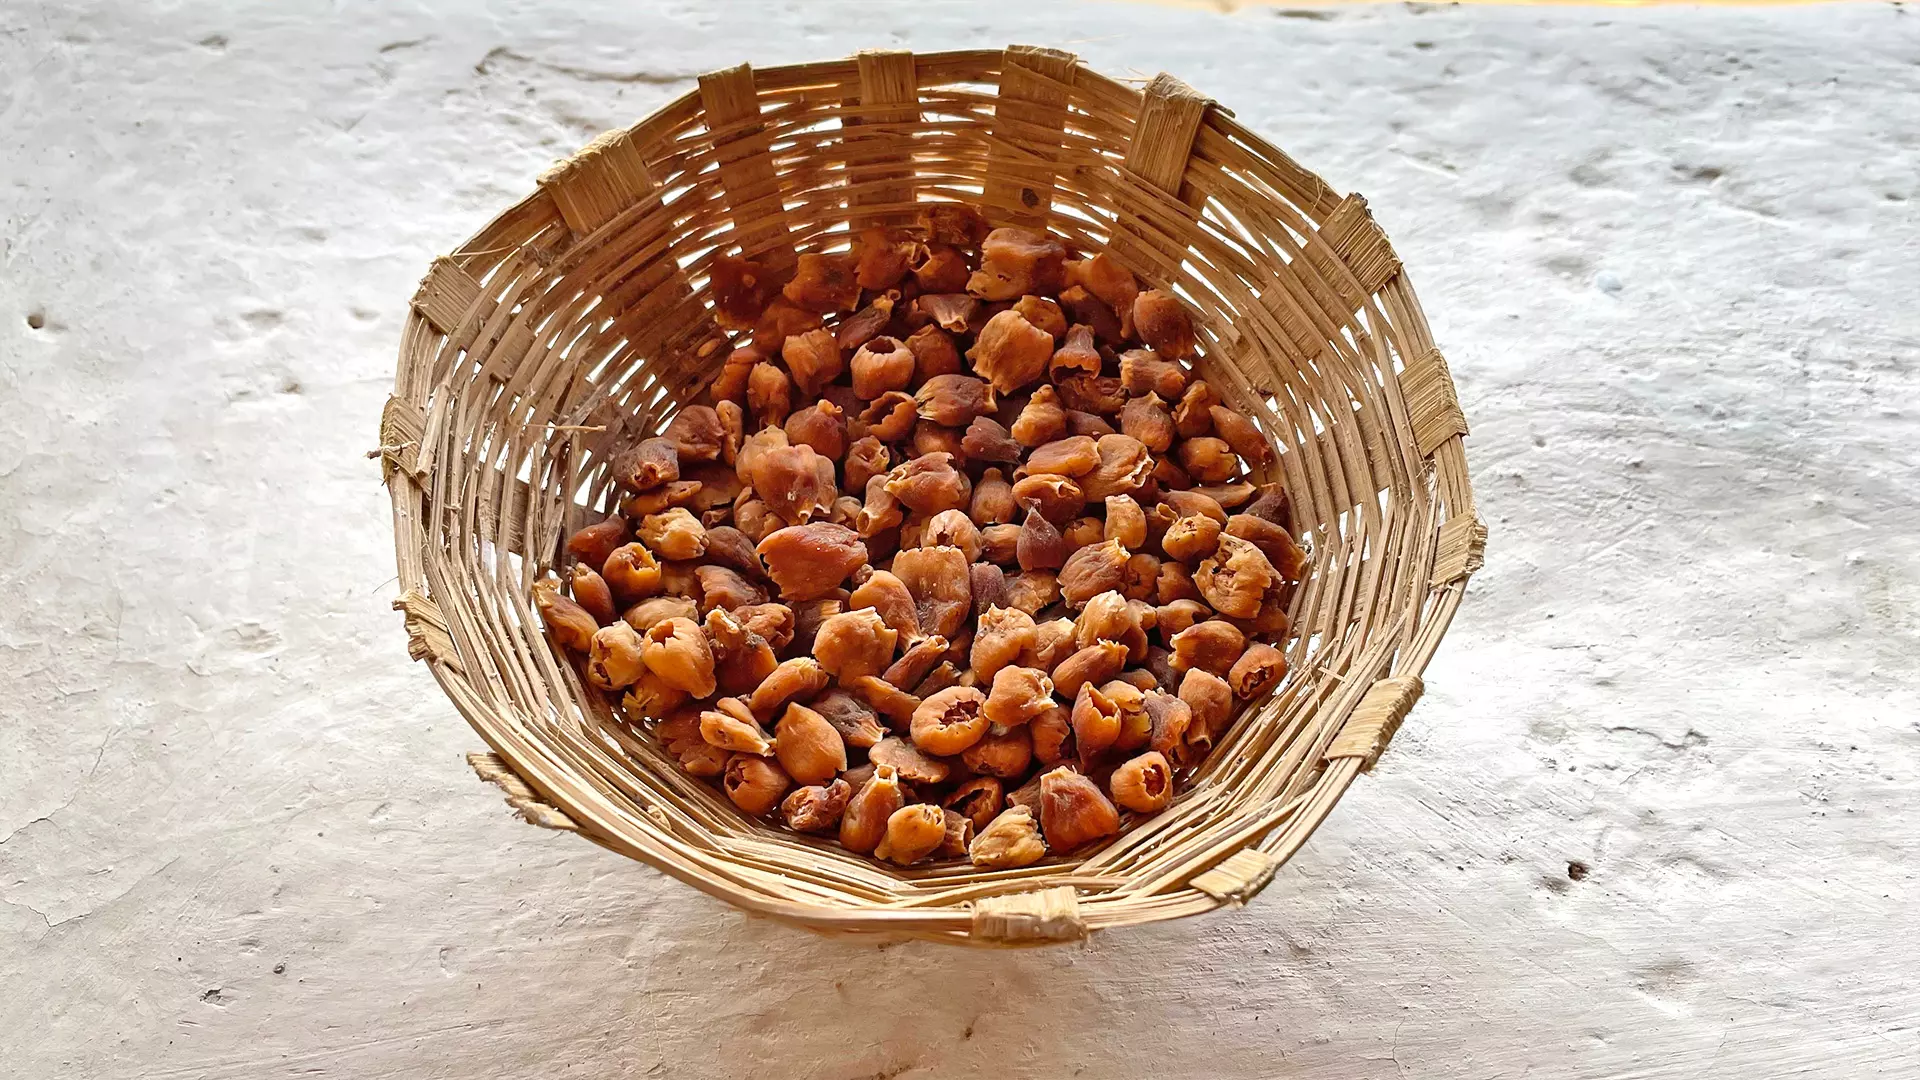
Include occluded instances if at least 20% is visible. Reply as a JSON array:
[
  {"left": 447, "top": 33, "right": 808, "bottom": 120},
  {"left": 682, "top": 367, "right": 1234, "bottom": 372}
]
[{"left": 380, "top": 43, "right": 1484, "bottom": 946}]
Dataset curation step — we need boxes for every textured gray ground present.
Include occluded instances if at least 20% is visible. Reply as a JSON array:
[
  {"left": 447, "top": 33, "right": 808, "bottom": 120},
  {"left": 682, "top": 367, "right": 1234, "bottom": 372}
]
[{"left": 2, "top": 2, "right": 1916, "bottom": 1077}]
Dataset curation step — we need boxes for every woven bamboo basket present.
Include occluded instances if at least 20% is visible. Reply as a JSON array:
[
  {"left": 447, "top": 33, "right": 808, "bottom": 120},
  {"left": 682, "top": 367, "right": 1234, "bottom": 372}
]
[{"left": 379, "top": 45, "right": 1483, "bottom": 946}]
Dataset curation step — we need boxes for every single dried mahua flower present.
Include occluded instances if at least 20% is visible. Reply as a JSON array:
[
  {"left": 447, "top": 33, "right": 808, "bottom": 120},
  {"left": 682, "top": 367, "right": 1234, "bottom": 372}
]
[
  {"left": 1052, "top": 640, "right": 1128, "bottom": 700},
  {"left": 612, "top": 436, "right": 681, "bottom": 493},
  {"left": 1054, "top": 373, "right": 1128, "bottom": 417},
  {"left": 700, "top": 526, "right": 763, "bottom": 580},
  {"left": 884, "top": 452, "right": 971, "bottom": 515},
  {"left": 567, "top": 517, "right": 629, "bottom": 572},
  {"left": 854, "top": 226, "right": 916, "bottom": 291},
  {"left": 1057, "top": 285, "right": 1123, "bottom": 345},
  {"left": 705, "top": 607, "right": 776, "bottom": 693},
  {"left": 1131, "top": 289, "right": 1197, "bottom": 360},
  {"left": 701, "top": 698, "right": 775, "bottom": 755},
  {"left": 969, "top": 805, "right": 1048, "bottom": 868},
  {"left": 569, "top": 564, "right": 616, "bottom": 625},
  {"left": 922, "top": 203, "right": 993, "bottom": 247},
  {"left": 749, "top": 657, "right": 829, "bottom": 720},
  {"left": 924, "top": 509, "right": 982, "bottom": 563},
  {"left": 868, "top": 736, "right": 949, "bottom": 785},
  {"left": 1173, "top": 380, "right": 1219, "bottom": 439},
  {"left": 1156, "top": 560, "right": 1203, "bottom": 605},
  {"left": 1011, "top": 384, "right": 1067, "bottom": 447},
  {"left": 1170, "top": 619, "right": 1247, "bottom": 677},
  {"left": 756, "top": 522, "right": 867, "bottom": 600},
  {"left": 858, "top": 390, "right": 918, "bottom": 442},
  {"left": 1081, "top": 434, "right": 1153, "bottom": 501},
  {"left": 1024, "top": 434, "right": 1099, "bottom": 478},
  {"left": 1194, "top": 534, "right": 1277, "bottom": 619},
  {"left": 850, "top": 335, "right": 915, "bottom": 399},
  {"left": 1063, "top": 515, "right": 1105, "bottom": 551},
  {"left": 1003, "top": 571, "right": 1061, "bottom": 618},
  {"left": 914, "top": 373, "right": 996, "bottom": 427},
  {"left": 961, "top": 416, "right": 1022, "bottom": 466},
  {"left": 1207, "top": 406, "right": 1274, "bottom": 467},
  {"left": 586, "top": 622, "right": 648, "bottom": 690},
  {"left": 1016, "top": 501, "right": 1072, "bottom": 573},
  {"left": 637, "top": 508, "right": 707, "bottom": 561},
  {"left": 1064, "top": 252, "right": 1139, "bottom": 331},
  {"left": 1119, "top": 393, "right": 1175, "bottom": 453},
  {"left": 968, "top": 308, "right": 1054, "bottom": 393},
  {"left": 1038, "top": 767, "right": 1120, "bottom": 854},
  {"left": 837, "top": 294, "right": 896, "bottom": 352},
  {"left": 623, "top": 595, "right": 699, "bottom": 634},
  {"left": 839, "top": 764, "right": 906, "bottom": 854},
  {"left": 968, "top": 227, "right": 1067, "bottom": 300},
  {"left": 1227, "top": 642, "right": 1287, "bottom": 700},
  {"left": 1028, "top": 702, "right": 1075, "bottom": 767},
  {"left": 1117, "top": 349, "right": 1189, "bottom": 400},
  {"left": 1104, "top": 679, "right": 1152, "bottom": 752},
  {"left": 874, "top": 804, "right": 947, "bottom": 865},
  {"left": 641, "top": 616, "right": 717, "bottom": 697},
  {"left": 724, "top": 753, "right": 792, "bottom": 816},
  {"left": 1242, "top": 482, "right": 1292, "bottom": 528},
  {"left": 1075, "top": 590, "right": 1147, "bottom": 661},
  {"left": 1160, "top": 513, "right": 1224, "bottom": 565},
  {"left": 1071, "top": 682, "right": 1122, "bottom": 766},
  {"left": 912, "top": 292, "right": 979, "bottom": 334},
  {"left": 1010, "top": 474, "right": 1086, "bottom": 525},
  {"left": 784, "top": 400, "right": 847, "bottom": 461},
  {"left": 663, "top": 405, "right": 727, "bottom": 463},
  {"left": 1059, "top": 538, "right": 1132, "bottom": 608},
  {"left": 910, "top": 685, "right": 990, "bottom": 755},
  {"left": 945, "top": 777, "right": 1005, "bottom": 834},
  {"left": 746, "top": 361, "right": 793, "bottom": 427},
  {"left": 844, "top": 436, "right": 891, "bottom": 496},
  {"left": 962, "top": 725, "right": 1034, "bottom": 779},
  {"left": 905, "top": 323, "right": 964, "bottom": 384},
  {"left": 970, "top": 605, "right": 1037, "bottom": 682},
  {"left": 1109, "top": 751, "right": 1173, "bottom": 813},
  {"left": 852, "top": 673, "right": 921, "bottom": 729},
  {"left": 1143, "top": 690, "right": 1193, "bottom": 759},
  {"left": 814, "top": 608, "right": 899, "bottom": 681},
  {"left": 735, "top": 602, "right": 795, "bottom": 649},
  {"left": 1225, "top": 514, "right": 1309, "bottom": 583},
  {"left": 983, "top": 664, "right": 1056, "bottom": 727},
  {"left": 1012, "top": 294, "right": 1066, "bottom": 340},
  {"left": 883, "top": 635, "right": 950, "bottom": 692},
  {"left": 892, "top": 545, "right": 972, "bottom": 639},
  {"left": 913, "top": 245, "right": 973, "bottom": 293},
  {"left": 1121, "top": 553, "right": 1161, "bottom": 602},
  {"left": 623, "top": 669, "right": 689, "bottom": 721},
  {"left": 775, "top": 703, "right": 849, "bottom": 785},
  {"left": 980, "top": 523, "right": 1022, "bottom": 565},
  {"left": 695, "top": 564, "right": 767, "bottom": 615},
  {"left": 970, "top": 562, "right": 1007, "bottom": 615},
  {"left": 1179, "top": 667, "right": 1235, "bottom": 745},
  {"left": 1154, "top": 599, "right": 1212, "bottom": 639},
  {"left": 810, "top": 689, "right": 887, "bottom": 749},
  {"left": 781, "top": 779, "right": 853, "bottom": 833},
  {"left": 910, "top": 419, "right": 965, "bottom": 460},
  {"left": 712, "top": 344, "right": 761, "bottom": 406},
  {"left": 1178, "top": 437, "right": 1241, "bottom": 484},
  {"left": 782, "top": 252, "right": 860, "bottom": 313},
  {"left": 1162, "top": 488, "right": 1229, "bottom": 525},
  {"left": 751, "top": 443, "right": 838, "bottom": 527},
  {"left": 710, "top": 255, "right": 779, "bottom": 330},
  {"left": 971, "top": 468, "right": 1016, "bottom": 526}
]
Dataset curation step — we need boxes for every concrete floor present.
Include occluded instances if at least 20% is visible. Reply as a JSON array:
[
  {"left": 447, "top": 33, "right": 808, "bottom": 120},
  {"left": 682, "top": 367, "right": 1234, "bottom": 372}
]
[{"left": 3, "top": 2, "right": 1916, "bottom": 1077}]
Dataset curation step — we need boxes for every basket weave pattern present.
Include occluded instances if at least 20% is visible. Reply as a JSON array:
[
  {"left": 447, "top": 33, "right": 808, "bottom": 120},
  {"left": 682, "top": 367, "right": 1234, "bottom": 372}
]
[{"left": 381, "top": 46, "right": 1482, "bottom": 944}]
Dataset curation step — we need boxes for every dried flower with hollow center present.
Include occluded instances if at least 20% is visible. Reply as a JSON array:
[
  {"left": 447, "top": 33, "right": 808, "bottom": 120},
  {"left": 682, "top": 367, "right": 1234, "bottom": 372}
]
[
  {"left": 910, "top": 685, "right": 990, "bottom": 756},
  {"left": 1038, "top": 767, "right": 1120, "bottom": 854},
  {"left": 969, "top": 805, "right": 1048, "bottom": 869}
]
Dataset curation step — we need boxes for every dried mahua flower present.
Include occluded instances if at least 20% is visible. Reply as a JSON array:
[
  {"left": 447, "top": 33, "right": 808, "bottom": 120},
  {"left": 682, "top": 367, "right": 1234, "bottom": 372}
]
[
  {"left": 1194, "top": 534, "right": 1277, "bottom": 619},
  {"left": 868, "top": 735, "right": 950, "bottom": 786},
  {"left": 710, "top": 255, "right": 779, "bottom": 330},
  {"left": 1024, "top": 434, "right": 1099, "bottom": 477},
  {"left": 700, "top": 526, "right": 764, "bottom": 580},
  {"left": 641, "top": 616, "right": 717, "bottom": 697},
  {"left": 939, "top": 809, "right": 976, "bottom": 859},
  {"left": 1016, "top": 501, "right": 1072, "bottom": 573},
  {"left": 924, "top": 509, "right": 982, "bottom": 563},
  {"left": 969, "top": 805, "right": 1047, "bottom": 868},
  {"left": 1225, "top": 514, "right": 1309, "bottom": 583},
  {"left": 837, "top": 294, "right": 896, "bottom": 352},
  {"left": 1109, "top": 751, "right": 1173, "bottom": 813},
  {"left": 784, "top": 400, "right": 847, "bottom": 461},
  {"left": 1227, "top": 642, "right": 1287, "bottom": 700},
  {"left": 756, "top": 522, "right": 867, "bottom": 600},
  {"left": 1038, "top": 767, "right": 1120, "bottom": 854},
  {"left": 961, "top": 416, "right": 1022, "bottom": 465},
  {"left": 910, "top": 685, "right": 990, "bottom": 755},
  {"left": 746, "top": 361, "right": 793, "bottom": 427},
  {"left": 1179, "top": 668, "right": 1235, "bottom": 745},
  {"left": 962, "top": 725, "right": 1034, "bottom": 779},
  {"left": 1059, "top": 538, "right": 1131, "bottom": 608},
  {"left": 1104, "top": 679, "right": 1152, "bottom": 752},
  {"left": 1121, "top": 553, "right": 1161, "bottom": 602},
  {"left": 712, "top": 345, "right": 762, "bottom": 406},
  {"left": 858, "top": 390, "right": 918, "bottom": 442},
  {"left": 1075, "top": 590, "right": 1147, "bottom": 661},
  {"left": 854, "top": 226, "right": 915, "bottom": 290},
  {"left": 1170, "top": 619, "right": 1247, "bottom": 677},
  {"left": 1162, "top": 488, "right": 1229, "bottom": 525},
  {"left": 1012, "top": 294, "right": 1066, "bottom": 340},
  {"left": 844, "top": 436, "right": 891, "bottom": 495},
  {"left": 586, "top": 622, "right": 648, "bottom": 690},
  {"left": 1052, "top": 640, "right": 1128, "bottom": 700},
  {"left": 724, "top": 753, "right": 792, "bottom": 816},
  {"left": 1131, "top": 289, "right": 1197, "bottom": 360},
  {"left": 781, "top": 779, "right": 853, "bottom": 833},
  {"left": 1011, "top": 474, "right": 1085, "bottom": 525},
  {"left": 1143, "top": 690, "right": 1192, "bottom": 759},
  {"left": 883, "top": 635, "right": 950, "bottom": 692},
  {"left": 1178, "top": 437, "right": 1240, "bottom": 484},
  {"left": 701, "top": 698, "right": 775, "bottom": 755},
  {"left": 945, "top": 777, "right": 1005, "bottom": 834},
  {"left": 814, "top": 608, "right": 899, "bottom": 681},
  {"left": 1155, "top": 599, "right": 1211, "bottom": 639},
  {"left": 775, "top": 703, "right": 849, "bottom": 785},
  {"left": 734, "top": 602, "right": 795, "bottom": 649},
  {"left": 914, "top": 373, "right": 995, "bottom": 427},
  {"left": 623, "top": 669, "right": 689, "bottom": 721},
  {"left": 875, "top": 804, "right": 947, "bottom": 865},
  {"left": 749, "top": 657, "right": 829, "bottom": 720},
  {"left": 1064, "top": 252, "right": 1139, "bottom": 331},
  {"left": 636, "top": 508, "right": 706, "bottom": 561},
  {"left": 1156, "top": 560, "right": 1202, "bottom": 605},
  {"left": 663, "top": 405, "right": 727, "bottom": 464},
  {"left": 1081, "top": 434, "right": 1153, "bottom": 501},
  {"left": 1173, "top": 380, "right": 1219, "bottom": 439},
  {"left": 912, "top": 292, "right": 979, "bottom": 334},
  {"left": 1160, "top": 513, "right": 1223, "bottom": 565},
  {"left": 1063, "top": 515, "right": 1105, "bottom": 551},
  {"left": 1071, "top": 682, "right": 1122, "bottom": 766},
  {"left": 1119, "top": 393, "right": 1175, "bottom": 453},
  {"left": 810, "top": 689, "right": 886, "bottom": 749},
  {"left": 623, "top": 595, "right": 699, "bottom": 633},
  {"left": 1054, "top": 373, "right": 1128, "bottom": 417},
  {"left": 884, "top": 452, "right": 971, "bottom": 515},
  {"left": 910, "top": 419, "right": 965, "bottom": 460},
  {"left": 839, "top": 764, "right": 906, "bottom": 854},
  {"left": 1206, "top": 406, "right": 1274, "bottom": 468},
  {"left": 983, "top": 664, "right": 1055, "bottom": 727},
  {"left": 850, "top": 335, "right": 915, "bottom": 399},
  {"left": 706, "top": 608, "right": 776, "bottom": 693},
  {"left": 1065, "top": 409, "right": 1117, "bottom": 438},
  {"left": 968, "top": 308, "right": 1054, "bottom": 393},
  {"left": 1057, "top": 285, "right": 1123, "bottom": 345},
  {"left": 968, "top": 227, "right": 1066, "bottom": 300},
  {"left": 971, "top": 468, "right": 1016, "bottom": 526},
  {"left": 613, "top": 436, "right": 681, "bottom": 492},
  {"left": 970, "top": 605, "right": 1038, "bottom": 682},
  {"left": 1011, "top": 384, "right": 1067, "bottom": 446},
  {"left": 922, "top": 203, "right": 992, "bottom": 247},
  {"left": 905, "top": 323, "right": 964, "bottom": 383},
  {"left": 1118, "top": 349, "right": 1189, "bottom": 400},
  {"left": 1242, "top": 482, "right": 1292, "bottom": 528},
  {"left": 892, "top": 545, "right": 972, "bottom": 639},
  {"left": 1051, "top": 324, "right": 1104, "bottom": 385},
  {"left": 1004, "top": 571, "right": 1061, "bottom": 617},
  {"left": 980, "top": 523, "right": 1022, "bottom": 565},
  {"left": 569, "top": 564, "right": 616, "bottom": 625},
  {"left": 913, "top": 245, "right": 972, "bottom": 293},
  {"left": 566, "top": 517, "right": 629, "bottom": 572},
  {"left": 783, "top": 252, "right": 860, "bottom": 314},
  {"left": 696, "top": 564, "right": 767, "bottom": 615}
]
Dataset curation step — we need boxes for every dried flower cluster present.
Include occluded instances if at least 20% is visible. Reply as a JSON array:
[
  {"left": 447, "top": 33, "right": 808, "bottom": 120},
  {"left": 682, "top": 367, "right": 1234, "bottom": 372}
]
[{"left": 537, "top": 204, "right": 1306, "bottom": 867}]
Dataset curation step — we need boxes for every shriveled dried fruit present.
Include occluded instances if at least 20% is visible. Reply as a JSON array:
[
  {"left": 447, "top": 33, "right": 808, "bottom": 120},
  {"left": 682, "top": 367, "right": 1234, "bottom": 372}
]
[
  {"left": 1070, "top": 682, "right": 1122, "bottom": 766},
  {"left": 852, "top": 675, "right": 921, "bottom": 728},
  {"left": 658, "top": 560, "right": 702, "bottom": 604},
  {"left": 1016, "top": 501, "right": 1072, "bottom": 573},
  {"left": 983, "top": 664, "right": 1056, "bottom": 728},
  {"left": 1011, "top": 474, "right": 1086, "bottom": 524},
  {"left": 783, "top": 252, "right": 860, "bottom": 314},
  {"left": 536, "top": 580, "right": 602, "bottom": 653},
  {"left": 756, "top": 522, "right": 868, "bottom": 600},
  {"left": 869, "top": 735, "right": 950, "bottom": 785},
  {"left": 1109, "top": 751, "right": 1173, "bottom": 813},
  {"left": 968, "top": 308, "right": 1054, "bottom": 393},
  {"left": 700, "top": 526, "right": 763, "bottom": 580},
  {"left": 734, "top": 602, "right": 794, "bottom": 648},
  {"left": 702, "top": 698, "right": 775, "bottom": 755},
  {"left": 1063, "top": 515, "right": 1105, "bottom": 551},
  {"left": 970, "top": 605, "right": 1038, "bottom": 682},
  {"left": 1204, "top": 405, "right": 1273, "bottom": 467},
  {"left": 961, "top": 416, "right": 1022, "bottom": 466},
  {"left": 705, "top": 607, "right": 776, "bottom": 693},
  {"left": 1225, "top": 514, "right": 1309, "bottom": 583},
  {"left": 784, "top": 400, "right": 847, "bottom": 461},
  {"left": 1011, "top": 384, "right": 1067, "bottom": 447},
  {"left": 623, "top": 595, "right": 698, "bottom": 633},
  {"left": 962, "top": 725, "right": 1034, "bottom": 779},
  {"left": 1067, "top": 410, "right": 1117, "bottom": 438},
  {"left": 1024, "top": 434, "right": 1099, "bottom": 478},
  {"left": 640, "top": 616, "right": 717, "bottom": 697},
  {"left": 811, "top": 689, "right": 887, "bottom": 749},
  {"left": 1004, "top": 571, "right": 1061, "bottom": 617},
  {"left": 844, "top": 436, "right": 891, "bottom": 496},
  {"left": 1179, "top": 667, "right": 1235, "bottom": 745},
  {"left": 1104, "top": 679, "right": 1152, "bottom": 752},
  {"left": 1173, "top": 380, "right": 1219, "bottom": 439},
  {"left": 1155, "top": 599, "right": 1212, "bottom": 638},
  {"left": 567, "top": 518, "right": 629, "bottom": 573},
  {"left": 1038, "top": 767, "right": 1120, "bottom": 853},
  {"left": 724, "top": 753, "right": 792, "bottom": 816},
  {"left": 910, "top": 685, "right": 990, "bottom": 755},
  {"left": 850, "top": 335, "right": 914, "bottom": 399},
  {"left": 913, "top": 246, "right": 972, "bottom": 293},
  {"left": 638, "top": 508, "right": 708, "bottom": 561},
  {"left": 1242, "top": 482, "right": 1292, "bottom": 528},
  {"left": 1052, "top": 640, "right": 1128, "bottom": 700},
  {"left": 1118, "top": 349, "right": 1189, "bottom": 400},
  {"left": 1119, "top": 393, "right": 1175, "bottom": 453},
  {"left": 1055, "top": 373, "right": 1128, "bottom": 418},
  {"left": 839, "top": 765, "right": 906, "bottom": 854},
  {"left": 892, "top": 545, "right": 972, "bottom": 639},
  {"left": 1178, "top": 437, "right": 1240, "bottom": 484},
  {"left": 569, "top": 564, "right": 616, "bottom": 625},
  {"left": 945, "top": 777, "right": 1005, "bottom": 834},
  {"left": 612, "top": 436, "right": 681, "bottom": 492},
  {"left": 969, "top": 805, "right": 1048, "bottom": 868},
  {"left": 884, "top": 452, "right": 971, "bottom": 515},
  {"left": 1028, "top": 702, "right": 1074, "bottom": 767},
  {"left": 1170, "top": 619, "right": 1247, "bottom": 677},
  {"left": 909, "top": 419, "right": 964, "bottom": 460},
  {"left": 883, "top": 635, "right": 950, "bottom": 691},
  {"left": 920, "top": 510, "right": 978, "bottom": 563},
  {"left": 586, "top": 622, "right": 648, "bottom": 690},
  {"left": 874, "top": 804, "right": 947, "bottom": 865},
  {"left": 837, "top": 293, "right": 896, "bottom": 352},
  {"left": 1227, "top": 642, "right": 1288, "bottom": 699},
  {"left": 914, "top": 373, "right": 995, "bottom": 427},
  {"left": 1064, "top": 252, "right": 1139, "bottom": 332},
  {"left": 1075, "top": 590, "right": 1147, "bottom": 661},
  {"left": 980, "top": 523, "right": 1022, "bottom": 565},
  {"left": 814, "top": 608, "right": 899, "bottom": 681},
  {"left": 781, "top": 778, "right": 853, "bottom": 833},
  {"left": 970, "top": 562, "right": 1007, "bottom": 615},
  {"left": 1132, "top": 289, "right": 1197, "bottom": 360},
  {"left": 1143, "top": 689, "right": 1192, "bottom": 758},
  {"left": 968, "top": 227, "right": 1066, "bottom": 300},
  {"left": 749, "top": 657, "right": 829, "bottom": 720},
  {"left": 1156, "top": 560, "right": 1202, "bottom": 605},
  {"left": 1059, "top": 538, "right": 1131, "bottom": 608},
  {"left": 617, "top": 477, "right": 701, "bottom": 518},
  {"left": 696, "top": 564, "right": 767, "bottom": 615},
  {"left": 1160, "top": 513, "right": 1224, "bottom": 565},
  {"left": 750, "top": 443, "right": 837, "bottom": 525},
  {"left": 1057, "top": 285, "right": 1123, "bottom": 345},
  {"left": 710, "top": 255, "right": 779, "bottom": 330},
  {"left": 1121, "top": 553, "right": 1161, "bottom": 602},
  {"left": 912, "top": 292, "right": 978, "bottom": 334},
  {"left": 858, "top": 390, "right": 917, "bottom": 442},
  {"left": 1162, "top": 488, "right": 1229, "bottom": 525},
  {"left": 971, "top": 468, "right": 1016, "bottom": 526},
  {"left": 623, "top": 668, "right": 689, "bottom": 721},
  {"left": 1194, "top": 534, "right": 1277, "bottom": 619},
  {"left": 854, "top": 226, "right": 915, "bottom": 290},
  {"left": 939, "top": 808, "right": 975, "bottom": 859},
  {"left": 1081, "top": 434, "right": 1153, "bottom": 501},
  {"left": 712, "top": 344, "right": 762, "bottom": 405},
  {"left": 775, "top": 703, "right": 849, "bottom": 785},
  {"left": 746, "top": 361, "right": 793, "bottom": 427}
]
